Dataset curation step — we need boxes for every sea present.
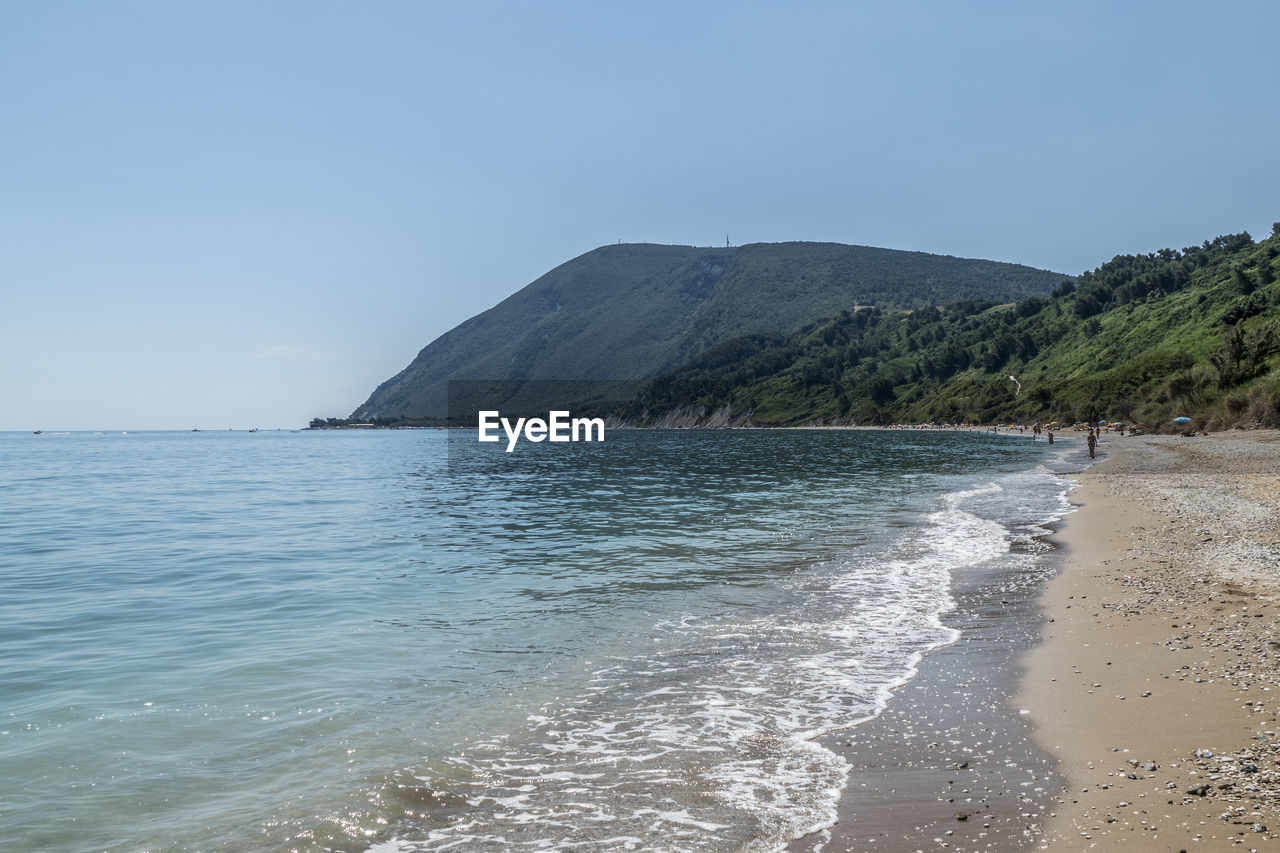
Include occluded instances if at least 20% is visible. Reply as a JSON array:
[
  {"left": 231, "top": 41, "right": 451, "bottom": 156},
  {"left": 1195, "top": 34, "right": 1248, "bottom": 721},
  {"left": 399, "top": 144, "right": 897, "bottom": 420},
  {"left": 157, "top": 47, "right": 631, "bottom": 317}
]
[{"left": 0, "top": 428, "right": 1075, "bottom": 852}]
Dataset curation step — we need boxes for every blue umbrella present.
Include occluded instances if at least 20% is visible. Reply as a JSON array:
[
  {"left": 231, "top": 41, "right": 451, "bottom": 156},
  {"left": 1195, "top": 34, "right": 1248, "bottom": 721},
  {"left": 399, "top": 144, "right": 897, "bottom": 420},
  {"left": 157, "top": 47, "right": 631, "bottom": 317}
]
[{"left": 1173, "top": 416, "right": 1192, "bottom": 423}]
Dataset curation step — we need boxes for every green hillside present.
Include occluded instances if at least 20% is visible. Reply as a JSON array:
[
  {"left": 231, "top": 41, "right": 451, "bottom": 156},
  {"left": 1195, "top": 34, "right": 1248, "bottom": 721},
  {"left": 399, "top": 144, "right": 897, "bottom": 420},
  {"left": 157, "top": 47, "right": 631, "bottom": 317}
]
[
  {"left": 349, "top": 242, "right": 1065, "bottom": 424},
  {"left": 621, "top": 227, "right": 1280, "bottom": 431}
]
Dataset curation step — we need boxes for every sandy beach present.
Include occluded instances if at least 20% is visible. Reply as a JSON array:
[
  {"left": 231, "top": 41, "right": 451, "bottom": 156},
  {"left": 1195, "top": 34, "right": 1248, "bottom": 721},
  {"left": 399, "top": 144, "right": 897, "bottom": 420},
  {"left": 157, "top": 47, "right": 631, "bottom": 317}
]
[
  {"left": 800, "top": 429, "right": 1280, "bottom": 852},
  {"left": 1023, "top": 430, "right": 1280, "bottom": 850}
]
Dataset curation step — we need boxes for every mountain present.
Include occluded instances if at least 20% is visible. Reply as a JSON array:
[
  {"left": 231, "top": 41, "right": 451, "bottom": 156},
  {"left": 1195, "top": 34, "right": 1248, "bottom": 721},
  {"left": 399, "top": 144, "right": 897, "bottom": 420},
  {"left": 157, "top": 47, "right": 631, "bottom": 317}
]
[
  {"left": 350, "top": 242, "right": 1067, "bottom": 423},
  {"left": 623, "top": 228, "right": 1280, "bottom": 431}
]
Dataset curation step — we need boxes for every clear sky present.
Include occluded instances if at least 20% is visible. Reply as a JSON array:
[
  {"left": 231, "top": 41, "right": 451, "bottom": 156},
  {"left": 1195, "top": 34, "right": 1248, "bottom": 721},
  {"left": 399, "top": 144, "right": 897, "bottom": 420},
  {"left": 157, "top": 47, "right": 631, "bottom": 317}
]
[{"left": 2, "top": 1, "right": 1277, "bottom": 430}]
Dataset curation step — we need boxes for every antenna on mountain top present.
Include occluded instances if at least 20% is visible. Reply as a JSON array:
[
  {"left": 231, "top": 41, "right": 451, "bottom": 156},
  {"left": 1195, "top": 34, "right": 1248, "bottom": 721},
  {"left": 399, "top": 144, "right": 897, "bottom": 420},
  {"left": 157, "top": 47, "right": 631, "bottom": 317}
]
[{"left": 726, "top": 234, "right": 730, "bottom": 248}]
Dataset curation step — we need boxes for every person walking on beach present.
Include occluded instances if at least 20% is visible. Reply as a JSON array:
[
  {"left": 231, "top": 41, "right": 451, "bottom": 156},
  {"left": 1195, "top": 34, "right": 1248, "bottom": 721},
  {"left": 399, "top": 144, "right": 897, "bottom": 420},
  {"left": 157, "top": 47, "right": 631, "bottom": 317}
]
[{"left": 1087, "top": 431, "right": 1097, "bottom": 459}]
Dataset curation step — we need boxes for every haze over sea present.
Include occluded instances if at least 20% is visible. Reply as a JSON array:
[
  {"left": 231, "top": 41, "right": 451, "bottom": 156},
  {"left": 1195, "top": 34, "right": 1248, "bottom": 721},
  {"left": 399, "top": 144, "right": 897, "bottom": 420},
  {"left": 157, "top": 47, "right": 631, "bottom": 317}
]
[{"left": 0, "top": 429, "right": 1071, "bottom": 851}]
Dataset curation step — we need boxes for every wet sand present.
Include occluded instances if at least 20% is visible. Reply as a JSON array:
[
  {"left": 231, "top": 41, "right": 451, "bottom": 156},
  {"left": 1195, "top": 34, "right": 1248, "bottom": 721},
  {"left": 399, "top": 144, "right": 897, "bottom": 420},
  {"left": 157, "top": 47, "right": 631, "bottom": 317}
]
[{"left": 791, "top": 543, "right": 1063, "bottom": 852}]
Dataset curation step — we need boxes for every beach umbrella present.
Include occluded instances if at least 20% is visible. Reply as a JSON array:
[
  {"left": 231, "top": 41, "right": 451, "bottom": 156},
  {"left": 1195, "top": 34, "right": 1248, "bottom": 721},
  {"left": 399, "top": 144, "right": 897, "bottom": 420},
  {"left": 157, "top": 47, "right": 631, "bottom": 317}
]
[
  {"left": 1173, "top": 416, "right": 1192, "bottom": 423},
  {"left": 1097, "top": 420, "right": 1107, "bottom": 425}
]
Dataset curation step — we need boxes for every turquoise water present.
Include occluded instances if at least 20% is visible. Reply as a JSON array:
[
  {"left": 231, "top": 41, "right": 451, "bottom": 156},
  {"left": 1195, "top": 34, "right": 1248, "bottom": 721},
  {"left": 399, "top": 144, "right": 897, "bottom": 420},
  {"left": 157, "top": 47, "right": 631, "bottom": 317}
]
[{"left": 0, "top": 429, "right": 1072, "bottom": 851}]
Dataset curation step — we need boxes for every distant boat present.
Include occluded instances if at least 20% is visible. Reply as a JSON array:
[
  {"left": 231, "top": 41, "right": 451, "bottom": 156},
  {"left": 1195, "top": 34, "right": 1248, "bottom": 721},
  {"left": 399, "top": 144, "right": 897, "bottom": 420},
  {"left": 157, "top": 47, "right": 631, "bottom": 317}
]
[{"left": 33, "top": 430, "right": 42, "bottom": 435}]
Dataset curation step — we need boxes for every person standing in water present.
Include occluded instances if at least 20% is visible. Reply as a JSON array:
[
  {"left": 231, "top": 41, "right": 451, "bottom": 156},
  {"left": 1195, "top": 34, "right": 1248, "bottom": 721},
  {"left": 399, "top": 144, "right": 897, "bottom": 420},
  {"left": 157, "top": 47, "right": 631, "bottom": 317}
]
[{"left": 1087, "top": 431, "right": 1097, "bottom": 459}]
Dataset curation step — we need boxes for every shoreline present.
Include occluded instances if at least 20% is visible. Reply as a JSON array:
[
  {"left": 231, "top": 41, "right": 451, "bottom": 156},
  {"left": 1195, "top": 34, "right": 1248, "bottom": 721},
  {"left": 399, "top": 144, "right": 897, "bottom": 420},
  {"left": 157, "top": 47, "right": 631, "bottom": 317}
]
[
  {"left": 791, "top": 432, "right": 1085, "bottom": 852},
  {"left": 796, "top": 429, "right": 1280, "bottom": 852},
  {"left": 1021, "top": 429, "right": 1280, "bottom": 849}
]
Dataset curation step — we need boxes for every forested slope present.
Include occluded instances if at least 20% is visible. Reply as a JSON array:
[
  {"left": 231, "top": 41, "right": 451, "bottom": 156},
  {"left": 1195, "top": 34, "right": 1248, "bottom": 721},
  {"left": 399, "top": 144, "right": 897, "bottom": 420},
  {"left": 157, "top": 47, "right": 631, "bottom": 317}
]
[
  {"left": 349, "top": 242, "right": 1064, "bottom": 423},
  {"left": 621, "top": 228, "right": 1280, "bottom": 431}
]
